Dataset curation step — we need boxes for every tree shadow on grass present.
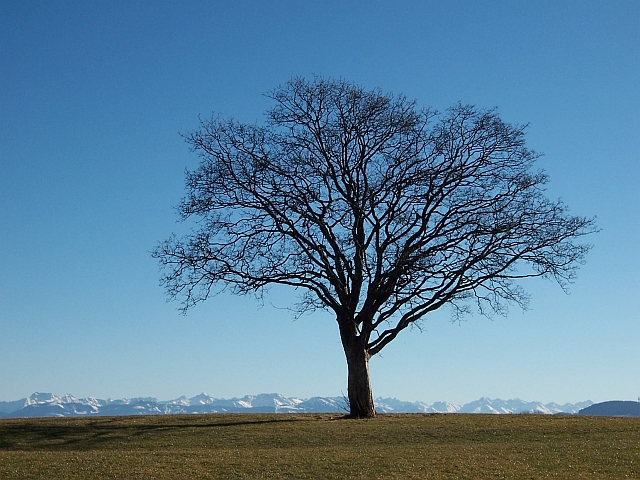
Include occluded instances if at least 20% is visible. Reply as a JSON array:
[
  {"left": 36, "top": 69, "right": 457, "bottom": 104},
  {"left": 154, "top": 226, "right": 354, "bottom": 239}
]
[{"left": 0, "top": 415, "right": 307, "bottom": 451}]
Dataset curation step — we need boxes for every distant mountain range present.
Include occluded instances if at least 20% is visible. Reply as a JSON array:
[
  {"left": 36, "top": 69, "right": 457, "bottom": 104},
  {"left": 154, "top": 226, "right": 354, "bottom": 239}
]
[{"left": 0, "top": 393, "right": 595, "bottom": 418}]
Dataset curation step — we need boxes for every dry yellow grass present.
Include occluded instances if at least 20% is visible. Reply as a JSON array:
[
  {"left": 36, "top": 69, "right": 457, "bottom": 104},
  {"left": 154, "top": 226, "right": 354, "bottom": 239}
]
[{"left": 1, "top": 413, "right": 639, "bottom": 478}]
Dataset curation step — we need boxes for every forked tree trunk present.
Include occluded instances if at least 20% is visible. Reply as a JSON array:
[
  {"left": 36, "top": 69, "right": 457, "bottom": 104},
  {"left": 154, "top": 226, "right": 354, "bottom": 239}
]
[{"left": 344, "top": 343, "right": 376, "bottom": 418}]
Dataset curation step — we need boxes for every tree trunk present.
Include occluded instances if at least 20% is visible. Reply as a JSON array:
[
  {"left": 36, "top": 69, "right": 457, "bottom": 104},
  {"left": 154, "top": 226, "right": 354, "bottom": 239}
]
[{"left": 344, "top": 343, "right": 376, "bottom": 418}]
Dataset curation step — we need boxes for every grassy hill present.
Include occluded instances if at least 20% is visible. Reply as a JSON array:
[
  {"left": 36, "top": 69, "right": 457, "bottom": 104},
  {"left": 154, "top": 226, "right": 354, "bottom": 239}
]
[{"left": 1, "top": 413, "right": 639, "bottom": 478}]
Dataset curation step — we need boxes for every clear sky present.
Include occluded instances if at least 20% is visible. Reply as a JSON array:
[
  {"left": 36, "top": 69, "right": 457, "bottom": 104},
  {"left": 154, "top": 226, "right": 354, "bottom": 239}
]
[{"left": 1, "top": 1, "right": 638, "bottom": 405}]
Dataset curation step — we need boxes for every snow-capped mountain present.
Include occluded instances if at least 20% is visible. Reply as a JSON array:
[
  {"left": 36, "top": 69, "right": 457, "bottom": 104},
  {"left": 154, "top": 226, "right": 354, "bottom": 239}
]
[
  {"left": 456, "top": 397, "right": 594, "bottom": 415},
  {"left": 0, "top": 392, "right": 592, "bottom": 418}
]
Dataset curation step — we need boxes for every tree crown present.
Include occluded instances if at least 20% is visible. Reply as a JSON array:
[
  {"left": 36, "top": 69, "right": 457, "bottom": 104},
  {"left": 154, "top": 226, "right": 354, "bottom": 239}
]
[{"left": 154, "top": 76, "right": 596, "bottom": 355}]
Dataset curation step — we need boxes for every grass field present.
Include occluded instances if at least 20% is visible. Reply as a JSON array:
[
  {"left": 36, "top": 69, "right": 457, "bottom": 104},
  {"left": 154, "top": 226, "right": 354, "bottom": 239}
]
[{"left": 1, "top": 413, "right": 639, "bottom": 479}]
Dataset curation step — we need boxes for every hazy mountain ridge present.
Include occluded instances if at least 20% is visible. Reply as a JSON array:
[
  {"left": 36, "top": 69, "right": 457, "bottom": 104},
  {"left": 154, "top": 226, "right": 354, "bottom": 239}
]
[
  {"left": 577, "top": 401, "right": 640, "bottom": 417},
  {"left": 0, "top": 393, "right": 593, "bottom": 418}
]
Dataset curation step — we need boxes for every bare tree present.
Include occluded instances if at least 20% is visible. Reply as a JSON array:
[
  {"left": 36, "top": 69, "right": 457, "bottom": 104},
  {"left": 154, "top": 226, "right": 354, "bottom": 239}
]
[{"left": 153, "top": 77, "right": 597, "bottom": 418}]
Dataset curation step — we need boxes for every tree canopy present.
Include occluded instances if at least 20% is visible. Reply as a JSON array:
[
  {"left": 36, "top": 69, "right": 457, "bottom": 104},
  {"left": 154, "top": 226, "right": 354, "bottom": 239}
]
[{"left": 154, "top": 77, "right": 597, "bottom": 417}]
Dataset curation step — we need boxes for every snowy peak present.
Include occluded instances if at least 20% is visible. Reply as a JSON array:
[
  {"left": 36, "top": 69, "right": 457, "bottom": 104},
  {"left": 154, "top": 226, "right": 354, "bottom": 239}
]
[
  {"left": 25, "top": 392, "right": 59, "bottom": 405},
  {"left": 430, "top": 401, "right": 461, "bottom": 413},
  {"left": 187, "top": 393, "right": 216, "bottom": 405},
  {"left": 457, "top": 397, "right": 590, "bottom": 415}
]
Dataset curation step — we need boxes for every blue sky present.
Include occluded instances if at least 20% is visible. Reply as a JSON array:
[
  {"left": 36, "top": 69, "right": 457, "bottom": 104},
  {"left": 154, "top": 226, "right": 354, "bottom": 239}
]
[{"left": 1, "top": 1, "right": 638, "bottom": 405}]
